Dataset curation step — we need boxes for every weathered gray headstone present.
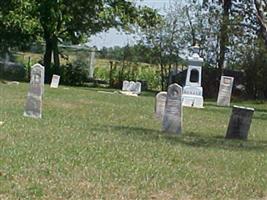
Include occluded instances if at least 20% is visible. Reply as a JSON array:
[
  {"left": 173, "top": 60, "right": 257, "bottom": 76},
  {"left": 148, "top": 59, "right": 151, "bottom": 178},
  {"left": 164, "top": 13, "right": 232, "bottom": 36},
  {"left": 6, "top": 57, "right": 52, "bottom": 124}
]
[
  {"left": 155, "top": 92, "right": 167, "bottom": 119},
  {"left": 24, "top": 64, "right": 45, "bottom": 119},
  {"left": 217, "top": 76, "right": 234, "bottom": 107},
  {"left": 50, "top": 74, "right": 60, "bottom": 88},
  {"left": 162, "top": 84, "right": 183, "bottom": 134},
  {"left": 225, "top": 106, "right": 254, "bottom": 140}
]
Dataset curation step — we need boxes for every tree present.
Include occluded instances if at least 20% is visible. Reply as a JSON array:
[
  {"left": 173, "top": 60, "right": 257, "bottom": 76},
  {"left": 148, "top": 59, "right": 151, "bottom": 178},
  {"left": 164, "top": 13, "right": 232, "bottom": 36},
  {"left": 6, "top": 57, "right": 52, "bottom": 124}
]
[
  {"left": 1, "top": 0, "right": 160, "bottom": 82},
  {"left": 36, "top": 0, "right": 161, "bottom": 82},
  {"left": 139, "top": 2, "right": 189, "bottom": 90},
  {"left": 254, "top": 0, "right": 267, "bottom": 46},
  {"left": 0, "top": 0, "right": 38, "bottom": 54}
]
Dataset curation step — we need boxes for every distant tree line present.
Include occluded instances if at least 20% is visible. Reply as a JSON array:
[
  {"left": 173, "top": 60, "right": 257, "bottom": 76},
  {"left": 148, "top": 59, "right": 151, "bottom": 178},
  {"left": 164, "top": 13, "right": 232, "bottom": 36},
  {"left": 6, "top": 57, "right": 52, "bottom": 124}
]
[{"left": 2, "top": 0, "right": 267, "bottom": 98}]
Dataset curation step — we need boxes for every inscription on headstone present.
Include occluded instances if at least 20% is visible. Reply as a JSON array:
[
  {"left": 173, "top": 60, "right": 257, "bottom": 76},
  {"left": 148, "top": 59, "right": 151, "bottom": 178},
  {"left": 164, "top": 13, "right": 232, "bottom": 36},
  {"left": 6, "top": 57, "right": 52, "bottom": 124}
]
[
  {"left": 225, "top": 106, "right": 254, "bottom": 140},
  {"left": 217, "top": 76, "right": 234, "bottom": 107},
  {"left": 50, "top": 74, "right": 60, "bottom": 88},
  {"left": 155, "top": 92, "right": 167, "bottom": 119},
  {"left": 162, "top": 84, "right": 183, "bottom": 134},
  {"left": 24, "top": 64, "right": 44, "bottom": 118}
]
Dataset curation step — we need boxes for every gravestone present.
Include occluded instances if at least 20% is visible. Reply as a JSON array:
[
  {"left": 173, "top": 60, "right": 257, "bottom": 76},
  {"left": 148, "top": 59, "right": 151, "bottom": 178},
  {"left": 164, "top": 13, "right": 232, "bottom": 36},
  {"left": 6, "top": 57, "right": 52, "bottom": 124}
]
[
  {"left": 217, "top": 76, "right": 234, "bottom": 107},
  {"left": 122, "top": 80, "right": 130, "bottom": 91},
  {"left": 24, "top": 64, "right": 45, "bottom": 118},
  {"left": 155, "top": 92, "right": 167, "bottom": 119},
  {"left": 88, "top": 48, "right": 96, "bottom": 79},
  {"left": 135, "top": 82, "right": 142, "bottom": 94},
  {"left": 225, "top": 106, "right": 254, "bottom": 140},
  {"left": 50, "top": 74, "right": 60, "bottom": 88},
  {"left": 182, "top": 46, "right": 204, "bottom": 108},
  {"left": 129, "top": 81, "right": 136, "bottom": 92},
  {"left": 121, "top": 81, "right": 142, "bottom": 95},
  {"left": 162, "top": 84, "right": 183, "bottom": 134}
]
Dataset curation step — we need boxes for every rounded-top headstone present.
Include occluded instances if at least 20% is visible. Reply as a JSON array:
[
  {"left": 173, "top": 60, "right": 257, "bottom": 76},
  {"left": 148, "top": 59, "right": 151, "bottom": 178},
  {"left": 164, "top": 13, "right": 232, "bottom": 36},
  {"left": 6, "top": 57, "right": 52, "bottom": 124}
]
[
  {"left": 162, "top": 84, "right": 183, "bottom": 134},
  {"left": 155, "top": 91, "right": 167, "bottom": 119}
]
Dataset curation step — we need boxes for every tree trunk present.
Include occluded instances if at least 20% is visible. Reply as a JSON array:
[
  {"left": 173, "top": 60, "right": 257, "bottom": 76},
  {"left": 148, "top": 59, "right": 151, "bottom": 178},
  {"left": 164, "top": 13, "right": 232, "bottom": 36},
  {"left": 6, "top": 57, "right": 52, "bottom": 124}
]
[
  {"left": 109, "top": 61, "right": 113, "bottom": 87},
  {"left": 254, "top": 0, "right": 267, "bottom": 47},
  {"left": 218, "top": 0, "right": 231, "bottom": 74},
  {"left": 168, "top": 63, "right": 172, "bottom": 86},
  {"left": 185, "top": 6, "right": 196, "bottom": 46},
  {"left": 52, "top": 35, "right": 60, "bottom": 75},
  {"left": 160, "top": 63, "right": 164, "bottom": 91},
  {"left": 44, "top": 36, "right": 53, "bottom": 83}
]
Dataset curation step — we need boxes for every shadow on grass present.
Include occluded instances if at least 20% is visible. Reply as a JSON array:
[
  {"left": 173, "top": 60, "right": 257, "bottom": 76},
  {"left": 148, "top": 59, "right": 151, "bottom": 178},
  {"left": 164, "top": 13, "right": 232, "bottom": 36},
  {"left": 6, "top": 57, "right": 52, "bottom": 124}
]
[
  {"left": 253, "top": 113, "right": 267, "bottom": 120},
  {"left": 99, "top": 125, "right": 267, "bottom": 152},
  {"left": 254, "top": 108, "right": 267, "bottom": 114},
  {"left": 205, "top": 102, "right": 267, "bottom": 118}
]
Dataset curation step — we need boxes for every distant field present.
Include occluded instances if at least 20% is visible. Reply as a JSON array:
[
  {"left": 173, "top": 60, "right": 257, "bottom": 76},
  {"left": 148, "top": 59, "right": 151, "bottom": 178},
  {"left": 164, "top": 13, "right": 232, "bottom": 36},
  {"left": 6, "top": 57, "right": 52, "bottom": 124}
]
[
  {"left": 14, "top": 51, "right": 162, "bottom": 90},
  {"left": 15, "top": 51, "right": 112, "bottom": 69},
  {"left": 0, "top": 83, "right": 266, "bottom": 199}
]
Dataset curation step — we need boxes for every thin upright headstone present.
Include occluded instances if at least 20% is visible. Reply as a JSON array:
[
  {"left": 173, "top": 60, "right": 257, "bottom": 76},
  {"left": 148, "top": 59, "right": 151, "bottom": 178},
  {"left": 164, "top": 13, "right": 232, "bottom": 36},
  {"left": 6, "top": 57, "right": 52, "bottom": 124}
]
[
  {"left": 225, "top": 106, "right": 254, "bottom": 140},
  {"left": 155, "top": 92, "right": 167, "bottom": 119},
  {"left": 217, "top": 76, "right": 234, "bottom": 107},
  {"left": 88, "top": 49, "right": 96, "bottom": 79},
  {"left": 50, "top": 74, "right": 60, "bottom": 88},
  {"left": 162, "top": 84, "right": 183, "bottom": 134},
  {"left": 24, "top": 64, "right": 45, "bottom": 119}
]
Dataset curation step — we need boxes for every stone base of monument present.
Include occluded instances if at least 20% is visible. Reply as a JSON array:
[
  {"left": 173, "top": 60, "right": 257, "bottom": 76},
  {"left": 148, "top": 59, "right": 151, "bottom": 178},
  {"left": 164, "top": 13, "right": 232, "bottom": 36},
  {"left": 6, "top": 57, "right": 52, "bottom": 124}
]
[
  {"left": 182, "top": 94, "right": 204, "bottom": 108},
  {"left": 225, "top": 106, "right": 254, "bottom": 140},
  {"left": 119, "top": 91, "right": 138, "bottom": 97}
]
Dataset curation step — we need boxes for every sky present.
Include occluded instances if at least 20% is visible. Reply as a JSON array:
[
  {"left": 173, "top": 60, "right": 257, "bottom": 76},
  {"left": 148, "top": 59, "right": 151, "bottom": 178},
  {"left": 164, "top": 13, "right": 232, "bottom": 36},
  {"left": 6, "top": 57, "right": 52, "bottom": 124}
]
[{"left": 88, "top": 0, "right": 170, "bottom": 49}]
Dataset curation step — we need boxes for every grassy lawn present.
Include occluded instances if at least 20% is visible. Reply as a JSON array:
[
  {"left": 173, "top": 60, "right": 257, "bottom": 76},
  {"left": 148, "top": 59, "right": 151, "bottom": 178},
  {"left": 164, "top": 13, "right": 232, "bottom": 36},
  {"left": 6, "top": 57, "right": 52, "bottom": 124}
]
[{"left": 0, "top": 83, "right": 267, "bottom": 199}]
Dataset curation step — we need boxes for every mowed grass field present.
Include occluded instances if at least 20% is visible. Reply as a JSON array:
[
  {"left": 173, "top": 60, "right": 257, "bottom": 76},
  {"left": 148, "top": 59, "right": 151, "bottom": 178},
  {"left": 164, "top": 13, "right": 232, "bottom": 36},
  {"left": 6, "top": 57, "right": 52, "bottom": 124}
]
[{"left": 0, "top": 83, "right": 267, "bottom": 200}]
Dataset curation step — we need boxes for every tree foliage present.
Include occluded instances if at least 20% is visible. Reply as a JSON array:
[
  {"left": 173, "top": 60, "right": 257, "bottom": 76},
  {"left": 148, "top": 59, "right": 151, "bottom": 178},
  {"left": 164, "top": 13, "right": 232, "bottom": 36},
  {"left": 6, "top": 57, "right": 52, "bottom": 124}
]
[{"left": 0, "top": 0, "right": 161, "bottom": 82}]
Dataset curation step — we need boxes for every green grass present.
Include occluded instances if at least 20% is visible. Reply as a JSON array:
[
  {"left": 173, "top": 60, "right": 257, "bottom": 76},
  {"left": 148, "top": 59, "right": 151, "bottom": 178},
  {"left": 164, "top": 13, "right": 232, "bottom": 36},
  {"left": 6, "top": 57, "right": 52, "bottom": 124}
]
[{"left": 0, "top": 83, "right": 267, "bottom": 199}]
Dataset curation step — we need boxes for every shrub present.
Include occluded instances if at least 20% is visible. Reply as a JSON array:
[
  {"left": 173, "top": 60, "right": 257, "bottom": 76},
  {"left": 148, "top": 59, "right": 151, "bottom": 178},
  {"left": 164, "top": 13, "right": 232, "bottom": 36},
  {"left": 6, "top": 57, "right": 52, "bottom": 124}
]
[
  {"left": 0, "top": 62, "right": 26, "bottom": 81},
  {"left": 60, "top": 60, "right": 88, "bottom": 86}
]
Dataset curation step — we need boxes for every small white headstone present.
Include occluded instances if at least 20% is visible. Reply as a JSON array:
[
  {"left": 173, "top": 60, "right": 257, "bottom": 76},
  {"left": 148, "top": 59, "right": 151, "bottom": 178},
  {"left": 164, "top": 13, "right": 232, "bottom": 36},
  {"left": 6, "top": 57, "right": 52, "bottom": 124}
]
[
  {"left": 162, "top": 84, "right": 183, "bottom": 134},
  {"left": 88, "top": 50, "right": 96, "bottom": 79},
  {"left": 24, "top": 64, "right": 44, "bottom": 119},
  {"left": 50, "top": 75, "right": 60, "bottom": 88},
  {"left": 129, "top": 81, "right": 136, "bottom": 92},
  {"left": 132, "top": 82, "right": 142, "bottom": 94},
  {"left": 217, "top": 76, "right": 234, "bottom": 107},
  {"left": 122, "top": 80, "right": 142, "bottom": 95},
  {"left": 122, "top": 80, "right": 130, "bottom": 91}
]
